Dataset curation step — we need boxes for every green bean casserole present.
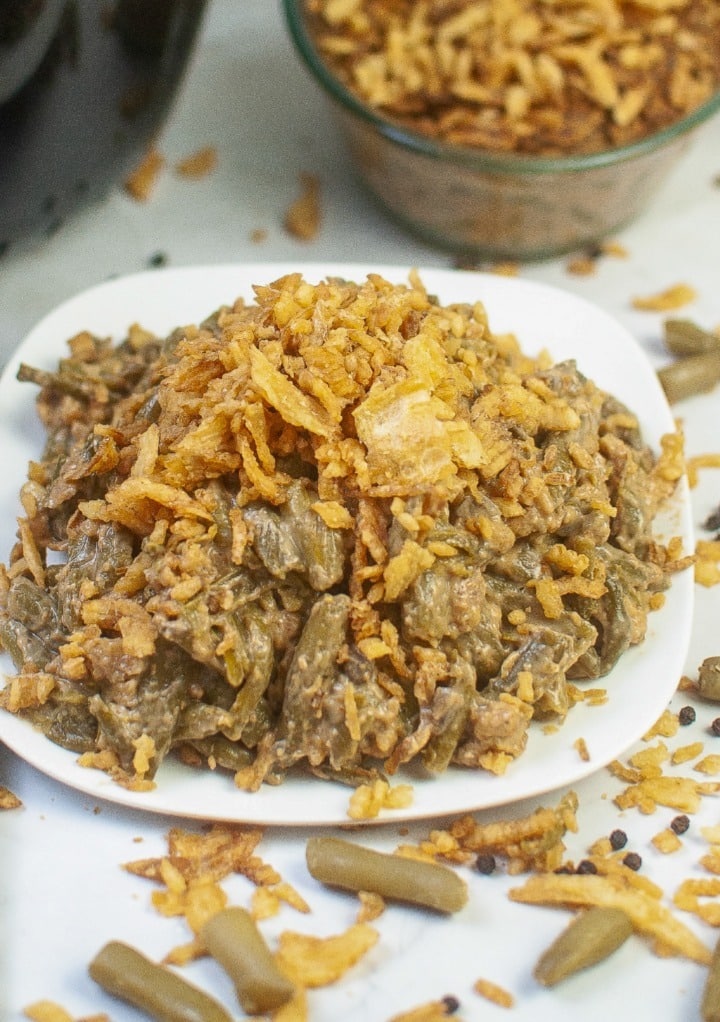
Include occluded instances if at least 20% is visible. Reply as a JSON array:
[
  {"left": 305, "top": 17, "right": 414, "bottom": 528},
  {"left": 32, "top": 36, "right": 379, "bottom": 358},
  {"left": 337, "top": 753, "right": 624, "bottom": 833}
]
[{"left": 0, "top": 272, "right": 685, "bottom": 790}]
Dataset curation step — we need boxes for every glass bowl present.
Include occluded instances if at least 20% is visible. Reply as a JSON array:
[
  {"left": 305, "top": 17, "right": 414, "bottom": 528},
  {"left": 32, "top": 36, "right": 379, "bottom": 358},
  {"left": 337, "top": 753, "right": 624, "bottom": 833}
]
[
  {"left": 0, "top": 0, "right": 208, "bottom": 253},
  {"left": 283, "top": 0, "right": 720, "bottom": 261}
]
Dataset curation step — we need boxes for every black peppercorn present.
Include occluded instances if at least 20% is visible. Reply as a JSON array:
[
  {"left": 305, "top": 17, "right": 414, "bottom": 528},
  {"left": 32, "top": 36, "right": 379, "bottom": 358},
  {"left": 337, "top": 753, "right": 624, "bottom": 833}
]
[
  {"left": 703, "top": 505, "right": 720, "bottom": 532},
  {"left": 576, "top": 859, "right": 598, "bottom": 874},
  {"left": 711, "top": 718, "right": 720, "bottom": 737},
  {"left": 475, "top": 853, "right": 496, "bottom": 875},
  {"left": 671, "top": 814, "right": 690, "bottom": 835},
  {"left": 623, "top": 852, "right": 642, "bottom": 871},
  {"left": 609, "top": 829, "right": 628, "bottom": 850},
  {"left": 441, "top": 995, "right": 461, "bottom": 1015},
  {"left": 678, "top": 705, "right": 696, "bottom": 726}
]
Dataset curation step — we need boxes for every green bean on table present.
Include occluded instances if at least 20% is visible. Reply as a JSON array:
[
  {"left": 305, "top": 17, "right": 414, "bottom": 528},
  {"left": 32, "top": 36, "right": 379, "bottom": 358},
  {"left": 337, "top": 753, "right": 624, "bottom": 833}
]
[
  {"left": 533, "top": 906, "right": 633, "bottom": 987},
  {"left": 657, "top": 350, "right": 720, "bottom": 404},
  {"left": 698, "top": 657, "right": 720, "bottom": 703},
  {"left": 305, "top": 835, "right": 468, "bottom": 913},
  {"left": 88, "top": 940, "right": 233, "bottom": 1022},
  {"left": 200, "top": 906, "right": 295, "bottom": 1015},
  {"left": 664, "top": 318, "right": 720, "bottom": 358}
]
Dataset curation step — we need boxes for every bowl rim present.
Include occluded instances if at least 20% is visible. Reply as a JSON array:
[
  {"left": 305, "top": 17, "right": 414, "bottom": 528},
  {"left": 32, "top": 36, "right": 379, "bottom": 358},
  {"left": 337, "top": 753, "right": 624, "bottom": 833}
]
[{"left": 283, "top": 0, "right": 720, "bottom": 174}]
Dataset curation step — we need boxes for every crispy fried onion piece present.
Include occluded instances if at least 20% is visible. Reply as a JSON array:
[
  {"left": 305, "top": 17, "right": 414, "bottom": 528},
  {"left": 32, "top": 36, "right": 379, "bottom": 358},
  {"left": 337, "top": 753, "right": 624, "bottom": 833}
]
[
  {"left": 405, "top": 791, "right": 579, "bottom": 874},
  {"left": 509, "top": 872, "right": 712, "bottom": 964},
  {"left": 274, "top": 923, "right": 379, "bottom": 987}
]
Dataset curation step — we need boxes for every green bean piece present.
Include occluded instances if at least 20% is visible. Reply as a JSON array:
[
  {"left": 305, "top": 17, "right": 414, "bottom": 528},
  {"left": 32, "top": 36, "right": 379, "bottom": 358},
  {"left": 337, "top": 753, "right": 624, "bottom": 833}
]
[
  {"left": 664, "top": 318, "right": 720, "bottom": 358},
  {"left": 657, "top": 351, "right": 720, "bottom": 404},
  {"left": 698, "top": 658, "right": 720, "bottom": 703},
  {"left": 421, "top": 670, "right": 474, "bottom": 773},
  {"left": 16, "top": 362, "right": 98, "bottom": 401},
  {"left": 533, "top": 906, "right": 633, "bottom": 987},
  {"left": 200, "top": 907, "right": 295, "bottom": 1015},
  {"left": 305, "top": 836, "right": 468, "bottom": 914},
  {"left": 701, "top": 933, "right": 720, "bottom": 1021},
  {"left": 222, "top": 605, "right": 275, "bottom": 732},
  {"left": 187, "top": 735, "right": 255, "bottom": 772},
  {"left": 88, "top": 940, "right": 233, "bottom": 1022}
]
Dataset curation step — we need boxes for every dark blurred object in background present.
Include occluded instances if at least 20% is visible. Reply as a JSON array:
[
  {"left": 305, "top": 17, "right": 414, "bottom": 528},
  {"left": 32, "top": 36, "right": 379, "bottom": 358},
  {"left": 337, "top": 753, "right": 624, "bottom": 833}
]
[{"left": 0, "top": 0, "right": 207, "bottom": 253}]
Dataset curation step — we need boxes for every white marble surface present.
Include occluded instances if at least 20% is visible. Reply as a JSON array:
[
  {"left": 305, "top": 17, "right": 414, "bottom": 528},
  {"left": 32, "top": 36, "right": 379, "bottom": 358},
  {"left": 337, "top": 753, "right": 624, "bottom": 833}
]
[{"left": 2, "top": 1, "right": 720, "bottom": 1020}]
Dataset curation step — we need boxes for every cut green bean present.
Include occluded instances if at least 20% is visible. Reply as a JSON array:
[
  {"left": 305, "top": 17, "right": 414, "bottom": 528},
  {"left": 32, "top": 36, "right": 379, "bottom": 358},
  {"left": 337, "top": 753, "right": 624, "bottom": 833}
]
[
  {"left": 88, "top": 940, "right": 233, "bottom": 1022},
  {"left": 698, "top": 657, "right": 720, "bottom": 703},
  {"left": 533, "top": 906, "right": 633, "bottom": 987},
  {"left": 200, "top": 907, "right": 295, "bottom": 1015},
  {"left": 657, "top": 351, "right": 720, "bottom": 404},
  {"left": 702, "top": 933, "right": 720, "bottom": 1021},
  {"left": 305, "top": 835, "right": 468, "bottom": 913},
  {"left": 664, "top": 318, "right": 720, "bottom": 358}
]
